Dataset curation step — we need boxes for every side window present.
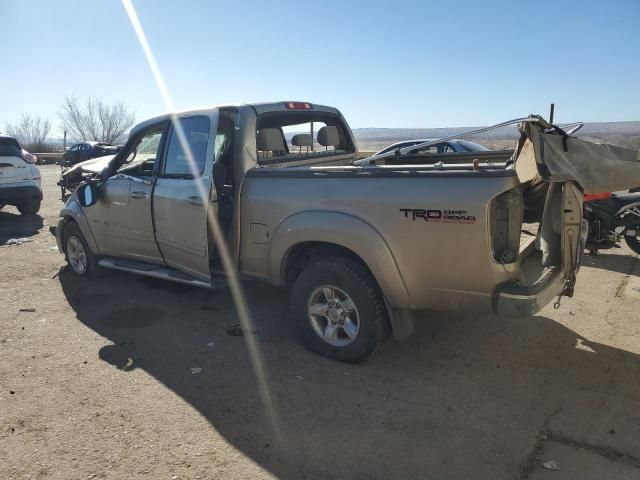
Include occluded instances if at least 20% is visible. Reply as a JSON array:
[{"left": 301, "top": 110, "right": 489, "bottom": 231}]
[
  {"left": 213, "top": 132, "right": 229, "bottom": 162},
  {"left": 441, "top": 144, "right": 455, "bottom": 153},
  {"left": 117, "top": 126, "right": 164, "bottom": 177},
  {"left": 70, "top": 144, "right": 79, "bottom": 152},
  {"left": 163, "top": 116, "right": 210, "bottom": 176}
]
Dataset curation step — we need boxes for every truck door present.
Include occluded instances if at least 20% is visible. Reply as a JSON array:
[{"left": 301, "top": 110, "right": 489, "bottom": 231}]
[
  {"left": 83, "top": 123, "right": 166, "bottom": 261},
  {"left": 152, "top": 113, "right": 218, "bottom": 282}
]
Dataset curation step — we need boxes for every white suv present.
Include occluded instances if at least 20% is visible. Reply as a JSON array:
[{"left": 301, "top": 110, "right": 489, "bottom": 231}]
[{"left": 0, "top": 135, "right": 42, "bottom": 215}]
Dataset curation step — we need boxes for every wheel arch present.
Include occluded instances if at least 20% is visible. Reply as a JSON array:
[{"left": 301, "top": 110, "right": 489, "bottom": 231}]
[
  {"left": 59, "top": 200, "right": 100, "bottom": 254},
  {"left": 269, "top": 210, "right": 413, "bottom": 309}
]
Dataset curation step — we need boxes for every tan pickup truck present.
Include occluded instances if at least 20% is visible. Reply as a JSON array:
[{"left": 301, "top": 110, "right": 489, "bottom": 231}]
[{"left": 54, "top": 101, "right": 639, "bottom": 362}]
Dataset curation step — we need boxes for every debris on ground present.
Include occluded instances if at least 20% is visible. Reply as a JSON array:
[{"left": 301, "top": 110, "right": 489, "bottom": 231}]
[
  {"left": 19, "top": 308, "right": 36, "bottom": 312},
  {"left": 190, "top": 367, "right": 202, "bottom": 375},
  {"left": 206, "top": 342, "right": 215, "bottom": 347},
  {"left": 225, "top": 323, "right": 258, "bottom": 336},
  {"left": 2, "top": 237, "right": 33, "bottom": 246},
  {"left": 542, "top": 459, "right": 559, "bottom": 470},
  {"left": 296, "top": 375, "right": 304, "bottom": 381},
  {"left": 226, "top": 326, "right": 244, "bottom": 336}
]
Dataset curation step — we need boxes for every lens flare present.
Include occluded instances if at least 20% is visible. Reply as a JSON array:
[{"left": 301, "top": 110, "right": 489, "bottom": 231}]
[{"left": 122, "top": 0, "right": 281, "bottom": 441}]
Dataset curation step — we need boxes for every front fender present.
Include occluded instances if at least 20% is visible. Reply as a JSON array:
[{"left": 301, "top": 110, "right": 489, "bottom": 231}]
[
  {"left": 268, "top": 210, "right": 414, "bottom": 308},
  {"left": 59, "top": 200, "right": 100, "bottom": 254}
]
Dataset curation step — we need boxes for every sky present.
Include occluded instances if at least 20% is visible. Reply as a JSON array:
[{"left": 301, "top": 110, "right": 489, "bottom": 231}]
[{"left": 1, "top": 0, "right": 639, "bottom": 135}]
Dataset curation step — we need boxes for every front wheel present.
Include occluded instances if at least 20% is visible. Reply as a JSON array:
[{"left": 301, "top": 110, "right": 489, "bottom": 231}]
[
  {"left": 17, "top": 198, "right": 41, "bottom": 215},
  {"left": 63, "top": 222, "right": 98, "bottom": 276},
  {"left": 624, "top": 225, "right": 640, "bottom": 255},
  {"left": 290, "top": 257, "right": 389, "bottom": 363}
]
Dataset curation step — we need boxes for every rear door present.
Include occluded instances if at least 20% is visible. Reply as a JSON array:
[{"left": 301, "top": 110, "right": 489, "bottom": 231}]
[
  {"left": 0, "top": 137, "right": 29, "bottom": 185},
  {"left": 152, "top": 112, "right": 218, "bottom": 281}
]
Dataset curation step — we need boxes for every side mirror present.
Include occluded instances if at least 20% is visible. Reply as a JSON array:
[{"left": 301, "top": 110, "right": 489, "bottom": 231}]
[{"left": 77, "top": 181, "right": 99, "bottom": 207}]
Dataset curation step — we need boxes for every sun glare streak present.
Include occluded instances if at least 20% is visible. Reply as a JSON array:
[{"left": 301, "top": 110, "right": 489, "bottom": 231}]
[{"left": 121, "top": 0, "right": 281, "bottom": 441}]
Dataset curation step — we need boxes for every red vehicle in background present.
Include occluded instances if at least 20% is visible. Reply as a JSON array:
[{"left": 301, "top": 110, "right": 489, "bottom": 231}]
[{"left": 584, "top": 190, "right": 640, "bottom": 255}]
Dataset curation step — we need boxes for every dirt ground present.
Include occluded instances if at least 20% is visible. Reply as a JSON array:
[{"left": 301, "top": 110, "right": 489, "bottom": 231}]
[{"left": 1, "top": 165, "right": 640, "bottom": 479}]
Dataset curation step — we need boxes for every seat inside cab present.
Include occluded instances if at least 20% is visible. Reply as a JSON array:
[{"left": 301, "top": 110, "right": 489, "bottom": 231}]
[{"left": 255, "top": 112, "right": 356, "bottom": 165}]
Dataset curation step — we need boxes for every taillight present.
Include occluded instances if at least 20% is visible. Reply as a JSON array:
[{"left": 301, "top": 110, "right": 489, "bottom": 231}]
[
  {"left": 21, "top": 150, "right": 36, "bottom": 164},
  {"left": 584, "top": 192, "right": 611, "bottom": 201},
  {"left": 490, "top": 189, "right": 524, "bottom": 263}
]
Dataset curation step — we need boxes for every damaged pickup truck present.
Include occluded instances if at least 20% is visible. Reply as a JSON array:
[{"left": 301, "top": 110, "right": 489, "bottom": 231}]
[{"left": 52, "top": 101, "right": 640, "bottom": 362}]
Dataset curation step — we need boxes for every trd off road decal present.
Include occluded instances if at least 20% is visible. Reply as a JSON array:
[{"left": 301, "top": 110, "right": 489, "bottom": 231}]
[{"left": 400, "top": 208, "right": 477, "bottom": 224}]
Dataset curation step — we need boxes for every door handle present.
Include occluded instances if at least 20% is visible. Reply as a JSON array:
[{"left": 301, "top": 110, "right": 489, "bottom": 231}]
[
  {"left": 187, "top": 196, "right": 204, "bottom": 206},
  {"left": 131, "top": 191, "right": 147, "bottom": 199}
]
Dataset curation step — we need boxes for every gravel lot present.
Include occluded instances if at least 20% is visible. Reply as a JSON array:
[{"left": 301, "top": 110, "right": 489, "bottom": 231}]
[{"left": 1, "top": 165, "right": 640, "bottom": 479}]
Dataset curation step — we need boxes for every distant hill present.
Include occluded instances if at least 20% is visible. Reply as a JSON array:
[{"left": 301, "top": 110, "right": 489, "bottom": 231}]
[
  {"left": 40, "top": 121, "right": 640, "bottom": 153},
  {"left": 353, "top": 121, "right": 640, "bottom": 152}
]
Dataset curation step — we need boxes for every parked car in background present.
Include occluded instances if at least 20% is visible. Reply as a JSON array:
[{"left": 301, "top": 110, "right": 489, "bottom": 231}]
[
  {"left": 373, "top": 138, "right": 490, "bottom": 156},
  {"left": 62, "top": 141, "right": 120, "bottom": 166},
  {"left": 0, "top": 135, "right": 42, "bottom": 215}
]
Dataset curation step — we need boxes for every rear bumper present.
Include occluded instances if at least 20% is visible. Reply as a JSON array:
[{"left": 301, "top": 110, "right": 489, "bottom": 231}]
[
  {"left": 0, "top": 185, "right": 42, "bottom": 205},
  {"left": 495, "top": 267, "right": 565, "bottom": 317}
]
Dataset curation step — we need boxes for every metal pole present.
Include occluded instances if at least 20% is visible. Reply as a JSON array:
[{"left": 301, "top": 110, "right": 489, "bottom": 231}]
[
  {"left": 62, "top": 130, "right": 67, "bottom": 168},
  {"left": 354, "top": 116, "right": 538, "bottom": 165}
]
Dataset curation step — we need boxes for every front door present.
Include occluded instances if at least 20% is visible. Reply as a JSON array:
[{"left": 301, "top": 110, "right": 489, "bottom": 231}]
[
  {"left": 153, "top": 113, "right": 218, "bottom": 281},
  {"left": 84, "top": 123, "right": 166, "bottom": 262}
]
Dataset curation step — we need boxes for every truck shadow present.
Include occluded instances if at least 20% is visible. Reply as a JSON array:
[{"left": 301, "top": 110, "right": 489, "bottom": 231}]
[
  {"left": 0, "top": 209, "right": 43, "bottom": 244},
  {"left": 582, "top": 252, "right": 639, "bottom": 276},
  {"left": 58, "top": 267, "right": 640, "bottom": 479}
]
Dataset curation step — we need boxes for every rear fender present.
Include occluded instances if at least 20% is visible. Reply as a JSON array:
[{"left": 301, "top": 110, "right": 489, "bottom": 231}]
[
  {"left": 268, "top": 211, "right": 413, "bottom": 308},
  {"left": 59, "top": 200, "right": 100, "bottom": 254}
]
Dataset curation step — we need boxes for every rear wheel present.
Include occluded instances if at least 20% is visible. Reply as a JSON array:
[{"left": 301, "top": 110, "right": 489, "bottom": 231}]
[
  {"left": 290, "top": 257, "right": 389, "bottom": 363},
  {"left": 64, "top": 222, "right": 98, "bottom": 276},
  {"left": 624, "top": 225, "right": 640, "bottom": 255},
  {"left": 17, "top": 198, "right": 41, "bottom": 215}
]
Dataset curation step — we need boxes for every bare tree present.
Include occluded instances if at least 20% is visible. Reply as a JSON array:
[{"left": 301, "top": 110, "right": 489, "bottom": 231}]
[
  {"left": 58, "top": 95, "right": 135, "bottom": 144},
  {"left": 5, "top": 114, "right": 52, "bottom": 152}
]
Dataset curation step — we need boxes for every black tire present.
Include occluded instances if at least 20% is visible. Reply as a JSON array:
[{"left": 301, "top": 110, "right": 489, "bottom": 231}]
[
  {"left": 63, "top": 221, "right": 99, "bottom": 276},
  {"left": 17, "top": 198, "right": 41, "bottom": 215},
  {"left": 624, "top": 225, "right": 640, "bottom": 255},
  {"left": 290, "top": 257, "right": 389, "bottom": 363}
]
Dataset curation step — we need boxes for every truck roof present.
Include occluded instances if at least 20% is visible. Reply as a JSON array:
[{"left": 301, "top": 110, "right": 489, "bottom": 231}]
[{"left": 130, "top": 101, "right": 340, "bottom": 137}]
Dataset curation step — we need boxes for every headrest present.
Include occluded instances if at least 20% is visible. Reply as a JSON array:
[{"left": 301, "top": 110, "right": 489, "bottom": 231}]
[
  {"left": 291, "top": 133, "right": 313, "bottom": 147},
  {"left": 257, "top": 129, "right": 285, "bottom": 152},
  {"left": 317, "top": 126, "right": 340, "bottom": 147}
]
